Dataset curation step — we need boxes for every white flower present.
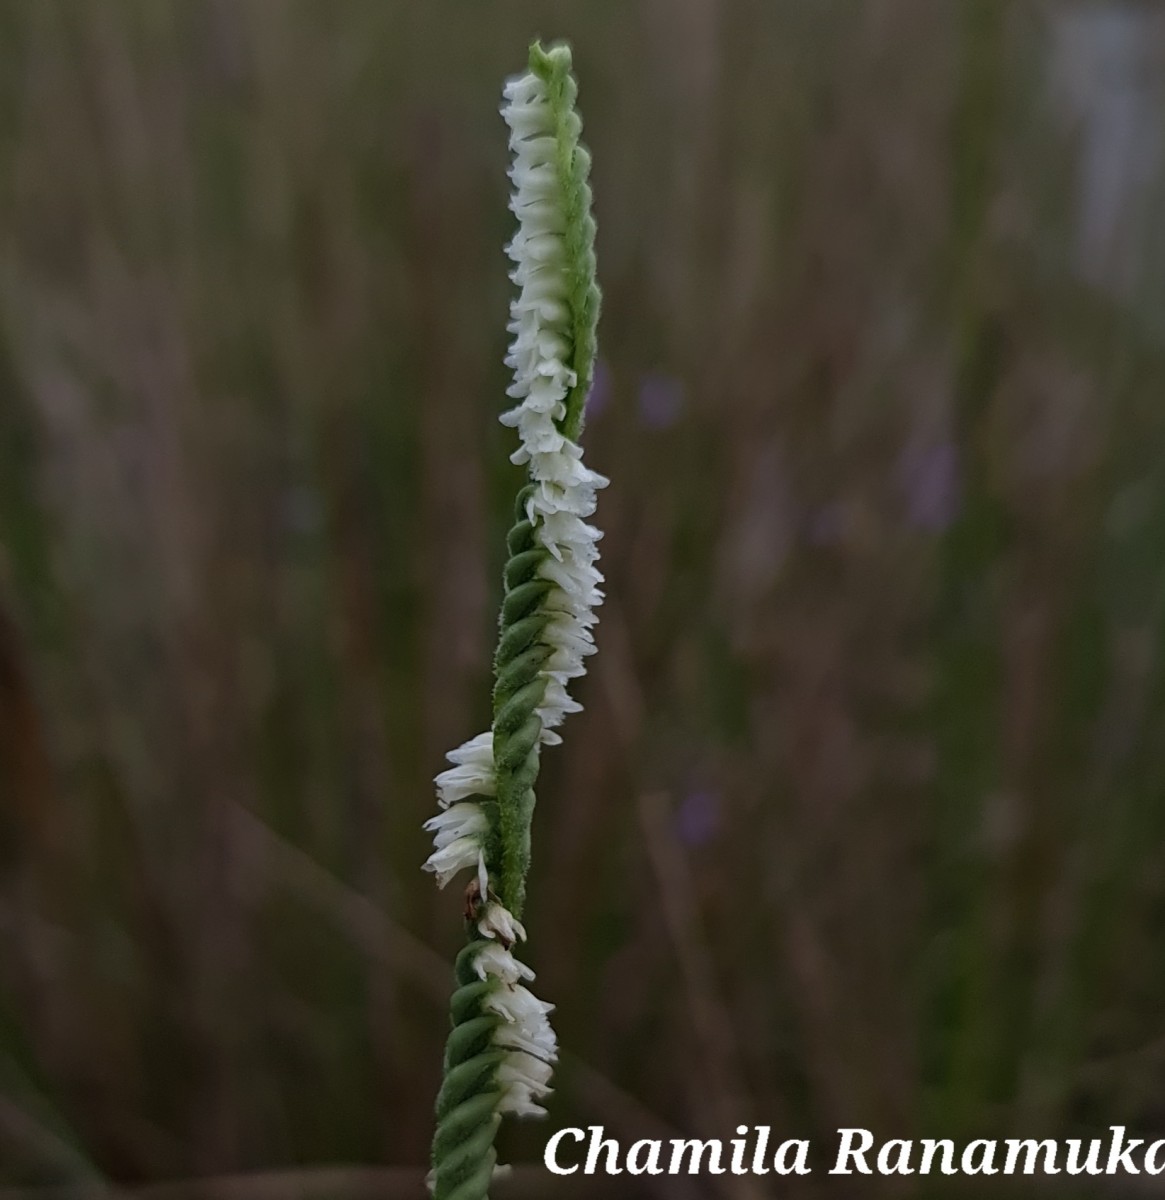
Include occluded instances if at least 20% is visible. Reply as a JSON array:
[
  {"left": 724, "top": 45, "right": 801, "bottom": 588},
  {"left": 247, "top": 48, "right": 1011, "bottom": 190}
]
[
  {"left": 500, "top": 1052, "right": 554, "bottom": 1091},
  {"left": 486, "top": 984, "right": 558, "bottom": 1064},
  {"left": 472, "top": 943, "right": 536, "bottom": 986},
  {"left": 485, "top": 982, "right": 554, "bottom": 1028},
  {"left": 422, "top": 802, "right": 487, "bottom": 889},
  {"left": 501, "top": 66, "right": 607, "bottom": 747},
  {"left": 496, "top": 1054, "right": 555, "bottom": 1118},
  {"left": 478, "top": 902, "right": 527, "bottom": 946},
  {"left": 434, "top": 731, "right": 496, "bottom": 808},
  {"left": 423, "top": 802, "right": 487, "bottom": 851}
]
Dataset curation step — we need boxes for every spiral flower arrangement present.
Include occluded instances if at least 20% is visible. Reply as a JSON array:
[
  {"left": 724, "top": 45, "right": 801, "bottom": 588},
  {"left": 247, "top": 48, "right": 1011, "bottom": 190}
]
[{"left": 423, "top": 40, "right": 605, "bottom": 1200}]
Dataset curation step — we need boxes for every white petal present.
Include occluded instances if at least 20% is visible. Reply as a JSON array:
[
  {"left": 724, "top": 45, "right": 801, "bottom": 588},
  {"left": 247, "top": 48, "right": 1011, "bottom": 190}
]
[
  {"left": 486, "top": 983, "right": 558, "bottom": 1064},
  {"left": 478, "top": 903, "right": 527, "bottom": 946},
  {"left": 422, "top": 802, "right": 488, "bottom": 850},
  {"left": 435, "top": 731, "right": 496, "bottom": 807},
  {"left": 423, "top": 837, "right": 485, "bottom": 890},
  {"left": 496, "top": 1053, "right": 555, "bottom": 1117},
  {"left": 473, "top": 944, "right": 535, "bottom": 986}
]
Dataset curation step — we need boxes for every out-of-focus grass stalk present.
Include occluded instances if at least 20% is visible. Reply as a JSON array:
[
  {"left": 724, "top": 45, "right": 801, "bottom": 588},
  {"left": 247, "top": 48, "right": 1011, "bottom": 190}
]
[{"left": 927, "top": 0, "right": 1009, "bottom": 1134}]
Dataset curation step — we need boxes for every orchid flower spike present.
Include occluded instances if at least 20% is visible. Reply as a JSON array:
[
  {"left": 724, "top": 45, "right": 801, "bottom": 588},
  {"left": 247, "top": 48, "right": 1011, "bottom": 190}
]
[{"left": 423, "top": 40, "right": 605, "bottom": 1200}]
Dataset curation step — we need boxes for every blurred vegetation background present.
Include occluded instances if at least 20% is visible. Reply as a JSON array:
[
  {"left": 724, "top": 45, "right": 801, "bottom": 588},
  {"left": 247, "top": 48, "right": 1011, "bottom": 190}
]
[{"left": 0, "top": 1, "right": 1164, "bottom": 1196}]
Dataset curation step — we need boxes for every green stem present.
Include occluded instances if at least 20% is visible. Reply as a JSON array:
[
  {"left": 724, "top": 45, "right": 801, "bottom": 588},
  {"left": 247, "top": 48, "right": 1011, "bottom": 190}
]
[{"left": 492, "top": 488, "right": 551, "bottom": 916}]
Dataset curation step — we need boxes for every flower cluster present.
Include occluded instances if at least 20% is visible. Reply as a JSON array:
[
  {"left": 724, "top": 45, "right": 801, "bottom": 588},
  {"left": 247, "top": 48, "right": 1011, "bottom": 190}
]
[
  {"left": 501, "top": 66, "right": 607, "bottom": 746},
  {"left": 423, "top": 740, "right": 556, "bottom": 1117},
  {"left": 425, "top": 41, "right": 601, "bottom": 1197},
  {"left": 473, "top": 942, "right": 558, "bottom": 1117},
  {"left": 422, "top": 732, "right": 495, "bottom": 893},
  {"left": 423, "top": 49, "right": 604, "bottom": 899}
]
